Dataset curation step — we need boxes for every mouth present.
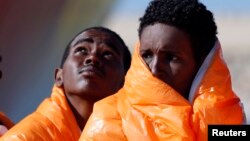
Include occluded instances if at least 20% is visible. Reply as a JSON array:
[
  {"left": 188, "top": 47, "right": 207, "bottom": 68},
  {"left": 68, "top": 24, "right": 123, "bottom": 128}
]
[{"left": 79, "top": 65, "right": 104, "bottom": 78}]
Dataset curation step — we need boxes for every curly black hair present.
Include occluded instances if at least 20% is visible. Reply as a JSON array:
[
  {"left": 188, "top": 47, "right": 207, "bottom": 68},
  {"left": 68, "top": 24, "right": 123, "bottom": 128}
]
[
  {"left": 138, "top": 0, "right": 217, "bottom": 63},
  {"left": 60, "top": 26, "right": 131, "bottom": 74}
]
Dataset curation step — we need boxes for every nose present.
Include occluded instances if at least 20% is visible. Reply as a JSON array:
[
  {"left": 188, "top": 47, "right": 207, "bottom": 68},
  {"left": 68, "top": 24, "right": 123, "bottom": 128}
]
[
  {"left": 149, "top": 57, "right": 165, "bottom": 79},
  {"left": 84, "top": 54, "right": 101, "bottom": 66}
]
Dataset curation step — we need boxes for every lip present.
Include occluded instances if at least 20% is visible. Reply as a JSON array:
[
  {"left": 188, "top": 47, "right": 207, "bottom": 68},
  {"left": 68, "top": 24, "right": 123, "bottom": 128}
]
[{"left": 79, "top": 65, "right": 104, "bottom": 77}]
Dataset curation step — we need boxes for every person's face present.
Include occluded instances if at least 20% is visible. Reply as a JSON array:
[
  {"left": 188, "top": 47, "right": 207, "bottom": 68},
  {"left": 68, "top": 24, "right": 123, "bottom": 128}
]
[
  {"left": 140, "top": 23, "right": 198, "bottom": 98},
  {"left": 56, "top": 29, "right": 125, "bottom": 101}
]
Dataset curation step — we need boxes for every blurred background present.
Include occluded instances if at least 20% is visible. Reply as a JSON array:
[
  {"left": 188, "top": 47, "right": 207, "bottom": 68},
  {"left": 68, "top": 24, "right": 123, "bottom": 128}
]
[{"left": 0, "top": 0, "right": 249, "bottom": 124}]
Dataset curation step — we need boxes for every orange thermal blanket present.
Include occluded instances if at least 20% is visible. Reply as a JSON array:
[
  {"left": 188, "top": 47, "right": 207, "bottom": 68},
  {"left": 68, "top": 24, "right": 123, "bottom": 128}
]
[
  {"left": 1, "top": 86, "right": 81, "bottom": 141},
  {"left": 80, "top": 41, "right": 244, "bottom": 141}
]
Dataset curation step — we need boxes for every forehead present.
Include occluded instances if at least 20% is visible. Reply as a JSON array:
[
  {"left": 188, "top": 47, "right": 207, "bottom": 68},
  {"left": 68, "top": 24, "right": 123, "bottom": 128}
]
[
  {"left": 70, "top": 29, "right": 124, "bottom": 52},
  {"left": 140, "top": 23, "right": 191, "bottom": 51}
]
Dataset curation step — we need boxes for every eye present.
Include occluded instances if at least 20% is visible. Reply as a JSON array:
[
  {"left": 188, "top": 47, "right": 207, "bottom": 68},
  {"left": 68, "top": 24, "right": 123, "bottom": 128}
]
[
  {"left": 141, "top": 51, "right": 153, "bottom": 62},
  {"left": 75, "top": 47, "right": 88, "bottom": 55},
  {"left": 166, "top": 53, "right": 178, "bottom": 62},
  {"left": 103, "top": 50, "right": 114, "bottom": 60}
]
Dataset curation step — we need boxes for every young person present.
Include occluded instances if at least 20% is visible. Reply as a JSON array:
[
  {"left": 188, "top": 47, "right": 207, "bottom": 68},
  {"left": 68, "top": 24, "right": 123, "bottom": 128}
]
[
  {"left": 81, "top": 1, "right": 245, "bottom": 140},
  {"left": 1, "top": 26, "right": 131, "bottom": 140}
]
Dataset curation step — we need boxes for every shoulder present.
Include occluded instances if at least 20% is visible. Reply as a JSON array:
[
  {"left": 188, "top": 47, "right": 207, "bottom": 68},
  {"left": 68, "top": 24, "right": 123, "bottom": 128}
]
[
  {"left": 1, "top": 112, "right": 61, "bottom": 141},
  {"left": 81, "top": 94, "right": 126, "bottom": 140},
  {"left": 93, "top": 94, "right": 119, "bottom": 118},
  {"left": 95, "top": 94, "right": 118, "bottom": 107}
]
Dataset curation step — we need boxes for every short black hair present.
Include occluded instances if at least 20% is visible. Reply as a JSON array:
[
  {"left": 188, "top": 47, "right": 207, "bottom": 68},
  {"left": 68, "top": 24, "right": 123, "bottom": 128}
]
[
  {"left": 138, "top": 0, "right": 217, "bottom": 62},
  {"left": 60, "top": 26, "right": 131, "bottom": 74}
]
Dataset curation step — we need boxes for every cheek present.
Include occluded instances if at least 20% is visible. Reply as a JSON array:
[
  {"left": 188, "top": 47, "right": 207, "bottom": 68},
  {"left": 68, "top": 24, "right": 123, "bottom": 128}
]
[
  {"left": 62, "top": 71, "right": 75, "bottom": 87},
  {"left": 106, "top": 66, "right": 124, "bottom": 84},
  {"left": 170, "top": 62, "right": 196, "bottom": 82},
  {"left": 170, "top": 63, "right": 182, "bottom": 75},
  {"left": 62, "top": 65, "right": 79, "bottom": 85},
  {"left": 184, "top": 59, "right": 197, "bottom": 77}
]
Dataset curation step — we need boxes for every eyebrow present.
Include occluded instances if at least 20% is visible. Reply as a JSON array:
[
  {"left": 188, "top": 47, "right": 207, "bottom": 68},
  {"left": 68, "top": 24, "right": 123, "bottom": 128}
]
[
  {"left": 72, "top": 37, "right": 122, "bottom": 55},
  {"left": 72, "top": 38, "right": 93, "bottom": 47}
]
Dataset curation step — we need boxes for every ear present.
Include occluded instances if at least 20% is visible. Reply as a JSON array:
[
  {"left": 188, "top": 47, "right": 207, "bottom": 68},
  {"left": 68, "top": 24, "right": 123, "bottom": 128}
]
[{"left": 55, "top": 68, "right": 63, "bottom": 87}]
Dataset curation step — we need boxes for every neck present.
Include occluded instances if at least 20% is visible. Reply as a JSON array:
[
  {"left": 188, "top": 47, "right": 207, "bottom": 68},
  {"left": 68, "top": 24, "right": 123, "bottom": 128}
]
[{"left": 66, "top": 94, "right": 94, "bottom": 130}]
